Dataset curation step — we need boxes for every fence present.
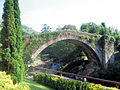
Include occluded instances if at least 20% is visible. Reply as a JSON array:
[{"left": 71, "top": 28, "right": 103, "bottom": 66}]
[{"left": 33, "top": 66, "right": 120, "bottom": 88}]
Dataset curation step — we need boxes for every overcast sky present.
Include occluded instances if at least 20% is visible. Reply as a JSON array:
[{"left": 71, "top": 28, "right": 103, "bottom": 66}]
[{"left": 0, "top": 0, "right": 120, "bottom": 31}]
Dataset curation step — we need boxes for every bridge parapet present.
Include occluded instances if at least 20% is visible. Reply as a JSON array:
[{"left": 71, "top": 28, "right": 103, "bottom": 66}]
[
  {"left": 59, "top": 30, "right": 93, "bottom": 38},
  {"left": 59, "top": 30, "right": 102, "bottom": 48}
]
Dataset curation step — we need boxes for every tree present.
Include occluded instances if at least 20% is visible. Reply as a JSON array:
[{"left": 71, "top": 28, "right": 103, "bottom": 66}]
[
  {"left": 80, "top": 23, "right": 89, "bottom": 32},
  {"left": 80, "top": 22, "right": 99, "bottom": 34},
  {"left": 1, "top": 0, "right": 16, "bottom": 70},
  {"left": 13, "top": 0, "right": 25, "bottom": 82},
  {"left": 41, "top": 24, "right": 51, "bottom": 33},
  {"left": 101, "top": 22, "right": 106, "bottom": 27},
  {"left": 62, "top": 24, "right": 77, "bottom": 30},
  {"left": 99, "top": 22, "right": 110, "bottom": 35},
  {"left": 1, "top": 0, "right": 24, "bottom": 83}
]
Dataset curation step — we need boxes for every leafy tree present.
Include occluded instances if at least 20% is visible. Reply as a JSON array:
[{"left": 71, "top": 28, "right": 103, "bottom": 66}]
[
  {"left": 80, "top": 22, "right": 99, "bottom": 34},
  {"left": 101, "top": 22, "right": 106, "bottom": 27},
  {"left": 62, "top": 24, "right": 77, "bottom": 30},
  {"left": 99, "top": 23, "right": 110, "bottom": 35},
  {"left": 80, "top": 22, "right": 113, "bottom": 35},
  {"left": 113, "top": 29, "right": 120, "bottom": 46},
  {"left": 41, "top": 24, "right": 51, "bottom": 33},
  {"left": 88, "top": 22, "right": 100, "bottom": 34},
  {"left": 80, "top": 23, "right": 89, "bottom": 32},
  {"left": 1, "top": 0, "right": 24, "bottom": 83}
]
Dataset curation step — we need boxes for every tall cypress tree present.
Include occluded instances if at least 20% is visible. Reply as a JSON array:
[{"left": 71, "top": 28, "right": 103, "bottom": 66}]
[
  {"left": 13, "top": 0, "right": 25, "bottom": 82},
  {"left": 1, "top": 0, "right": 16, "bottom": 70},
  {"left": 1, "top": 0, "right": 25, "bottom": 83}
]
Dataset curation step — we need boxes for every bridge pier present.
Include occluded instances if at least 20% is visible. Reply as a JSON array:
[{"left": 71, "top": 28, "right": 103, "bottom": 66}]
[{"left": 102, "top": 36, "right": 114, "bottom": 69}]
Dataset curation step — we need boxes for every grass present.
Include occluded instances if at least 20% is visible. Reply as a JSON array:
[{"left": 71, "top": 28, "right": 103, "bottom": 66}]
[{"left": 23, "top": 78, "right": 54, "bottom": 90}]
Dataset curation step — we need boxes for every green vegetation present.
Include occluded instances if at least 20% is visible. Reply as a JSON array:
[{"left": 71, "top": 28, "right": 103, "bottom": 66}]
[
  {"left": 80, "top": 22, "right": 109, "bottom": 35},
  {"left": 1, "top": 0, "right": 16, "bottom": 69},
  {"left": 22, "top": 23, "right": 120, "bottom": 78},
  {"left": 0, "top": 0, "right": 120, "bottom": 88},
  {"left": 80, "top": 22, "right": 120, "bottom": 47},
  {"left": 33, "top": 73, "right": 118, "bottom": 90},
  {"left": 0, "top": 71, "right": 29, "bottom": 90},
  {"left": 13, "top": 0, "right": 25, "bottom": 83},
  {"left": 0, "top": 20, "right": 39, "bottom": 36},
  {"left": 0, "top": 19, "right": 2, "bottom": 31},
  {"left": 41, "top": 24, "right": 51, "bottom": 33},
  {"left": 40, "top": 41, "right": 77, "bottom": 61},
  {"left": 24, "top": 79, "right": 54, "bottom": 90},
  {"left": 80, "top": 22, "right": 120, "bottom": 81},
  {"left": 22, "top": 25, "right": 39, "bottom": 35},
  {"left": 91, "top": 60, "right": 120, "bottom": 82},
  {"left": 57, "top": 47, "right": 88, "bottom": 71},
  {"left": 1, "top": 0, "right": 25, "bottom": 83},
  {"left": 62, "top": 24, "right": 77, "bottom": 30},
  {"left": 23, "top": 31, "right": 61, "bottom": 64}
]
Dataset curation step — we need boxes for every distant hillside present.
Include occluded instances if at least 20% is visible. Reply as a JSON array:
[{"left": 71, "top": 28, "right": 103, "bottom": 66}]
[
  {"left": 21, "top": 25, "right": 40, "bottom": 35},
  {"left": 0, "top": 20, "right": 39, "bottom": 35}
]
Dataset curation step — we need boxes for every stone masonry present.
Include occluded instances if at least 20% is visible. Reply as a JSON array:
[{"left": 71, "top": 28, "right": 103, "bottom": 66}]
[{"left": 31, "top": 30, "right": 114, "bottom": 69}]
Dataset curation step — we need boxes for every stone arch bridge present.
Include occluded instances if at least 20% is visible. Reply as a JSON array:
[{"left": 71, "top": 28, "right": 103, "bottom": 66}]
[{"left": 31, "top": 30, "right": 114, "bottom": 69}]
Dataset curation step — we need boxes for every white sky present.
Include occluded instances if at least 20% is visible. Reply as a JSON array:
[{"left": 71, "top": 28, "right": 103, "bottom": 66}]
[{"left": 0, "top": 0, "right": 120, "bottom": 31}]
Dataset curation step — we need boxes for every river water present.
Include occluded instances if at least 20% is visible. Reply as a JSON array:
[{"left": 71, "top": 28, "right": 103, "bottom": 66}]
[{"left": 34, "top": 60, "right": 63, "bottom": 74}]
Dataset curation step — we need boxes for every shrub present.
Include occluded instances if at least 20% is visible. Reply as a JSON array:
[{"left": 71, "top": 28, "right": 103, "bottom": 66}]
[
  {"left": 91, "top": 60, "right": 120, "bottom": 82},
  {"left": 33, "top": 73, "right": 118, "bottom": 90},
  {"left": 0, "top": 71, "right": 29, "bottom": 90}
]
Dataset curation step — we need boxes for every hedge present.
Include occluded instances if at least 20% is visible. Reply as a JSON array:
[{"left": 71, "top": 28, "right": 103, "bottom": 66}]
[
  {"left": 33, "top": 73, "right": 118, "bottom": 90},
  {"left": 0, "top": 71, "right": 29, "bottom": 90}
]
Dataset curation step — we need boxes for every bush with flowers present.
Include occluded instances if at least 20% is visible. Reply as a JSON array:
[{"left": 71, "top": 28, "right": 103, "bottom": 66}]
[
  {"left": 0, "top": 71, "right": 29, "bottom": 90},
  {"left": 33, "top": 73, "right": 118, "bottom": 90}
]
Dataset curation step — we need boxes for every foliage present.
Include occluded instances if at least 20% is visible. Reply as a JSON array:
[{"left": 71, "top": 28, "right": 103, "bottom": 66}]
[
  {"left": 22, "top": 25, "right": 39, "bottom": 35},
  {"left": 91, "top": 60, "right": 120, "bottom": 82},
  {"left": 0, "top": 20, "right": 39, "bottom": 36},
  {"left": 58, "top": 47, "right": 88, "bottom": 70},
  {"left": 0, "top": 71, "right": 29, "bottom": 90},
  {"left": 80, "top": 22, "right": 100, "bottom": 34},
  {"left": 41, "top": 24, "right": 51, "bottom": 33},
  {"left": 22, "top": 31, "right": 61, "bottom": 64},
  {"left": 1, "top": 0, "right": 25, "bottom": 83},
  {"left": 80, "top": 22, "right": 110, "bottom": 35},
  {"left": 22, "top": 22, "right": 120, "bottom": 65},
  {"left": 40, "top": 41, "right": 77, "bottom": 61},
  {"left": 13, "top": 0, "right": 25, "bottom": 83},
  {"left": 1, "top": 0, "right": 16, "bottom": 70},
  {"left": 62, "top": 24, "right": 77, "bottom": 30},
  {"left": 33, "top": 73, "right": 117, "bottom": 90},
  {"left": 80, "top": 22, "right": 120, "bottom": 48}
]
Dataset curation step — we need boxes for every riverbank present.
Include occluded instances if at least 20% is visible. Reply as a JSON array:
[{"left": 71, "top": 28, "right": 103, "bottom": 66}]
[{"left": 27, "top": 58, "right": 63, "bottom": 78}]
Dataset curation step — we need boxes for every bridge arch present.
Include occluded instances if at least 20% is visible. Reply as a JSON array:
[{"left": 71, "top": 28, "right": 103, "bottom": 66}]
[
  {"left": 31, "top": 30, "right": 114, "bottom": 68},
  {"left": 31, "top": 36, "right": 102, "bottom": 67}
]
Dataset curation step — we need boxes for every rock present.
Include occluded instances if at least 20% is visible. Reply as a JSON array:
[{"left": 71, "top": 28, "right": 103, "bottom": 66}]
[
  {"left": 78, "top": 65, "right": 84, "bottom": 70},
  {"left": 82, "top": 62, "right": 100, "bottom": 75}
]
